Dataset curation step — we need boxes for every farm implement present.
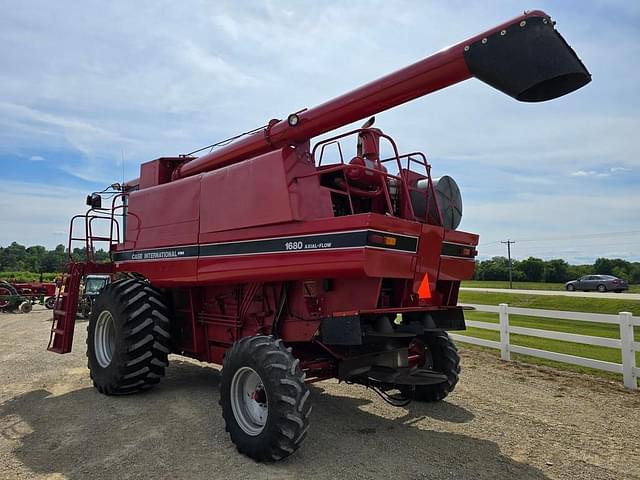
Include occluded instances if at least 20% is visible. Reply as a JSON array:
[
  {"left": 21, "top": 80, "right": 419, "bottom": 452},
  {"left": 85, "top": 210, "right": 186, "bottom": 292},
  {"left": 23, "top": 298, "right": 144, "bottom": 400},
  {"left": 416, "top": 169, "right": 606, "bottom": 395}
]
[{"left": 0, "top": 280, "right": 57, "bottom": 313}]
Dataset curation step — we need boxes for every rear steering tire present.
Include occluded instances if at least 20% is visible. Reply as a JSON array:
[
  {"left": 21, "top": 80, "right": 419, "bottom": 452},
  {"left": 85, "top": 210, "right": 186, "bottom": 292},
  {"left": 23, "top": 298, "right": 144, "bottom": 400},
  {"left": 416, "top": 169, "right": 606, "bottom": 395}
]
[
  {"left": 87, "top": 278, "right": 171, "bottom": 395},
  {"left": 220, "top": 335, "right": 311, "bottom": 462},
  {"left": 403, "top": 332, "right": 460, "bottom": 402}
]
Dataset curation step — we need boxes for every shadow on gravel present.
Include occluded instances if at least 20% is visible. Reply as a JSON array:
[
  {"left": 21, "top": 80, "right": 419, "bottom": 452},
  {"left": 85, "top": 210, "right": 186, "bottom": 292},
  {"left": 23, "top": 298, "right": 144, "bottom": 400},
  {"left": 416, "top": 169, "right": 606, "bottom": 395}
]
[
  {"left": 404, "top": 396, "right": 475, "bottom": 424},
  {"left": 0, "top": 359, "right": 548, "bottom": 480}
]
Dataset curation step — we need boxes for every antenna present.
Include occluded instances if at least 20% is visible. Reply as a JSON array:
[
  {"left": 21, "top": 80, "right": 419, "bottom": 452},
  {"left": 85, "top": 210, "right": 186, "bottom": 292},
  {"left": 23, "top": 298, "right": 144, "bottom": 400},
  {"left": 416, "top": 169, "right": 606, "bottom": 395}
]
[{"left": 121, "top": 149, "right": 125, "bottom": 190}]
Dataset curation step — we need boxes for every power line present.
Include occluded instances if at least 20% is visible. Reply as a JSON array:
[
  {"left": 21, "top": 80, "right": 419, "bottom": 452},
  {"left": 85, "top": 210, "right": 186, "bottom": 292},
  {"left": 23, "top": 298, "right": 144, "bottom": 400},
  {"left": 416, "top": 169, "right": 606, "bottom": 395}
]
[
  {"left": 517, "top": 231, "right": 640, "bottom": 244},
  {"left": 479, "top": 240, "right": 640, "bottom": 254},
  {"left": 478, "top": 230, "right": 640, "bottom": 247}
]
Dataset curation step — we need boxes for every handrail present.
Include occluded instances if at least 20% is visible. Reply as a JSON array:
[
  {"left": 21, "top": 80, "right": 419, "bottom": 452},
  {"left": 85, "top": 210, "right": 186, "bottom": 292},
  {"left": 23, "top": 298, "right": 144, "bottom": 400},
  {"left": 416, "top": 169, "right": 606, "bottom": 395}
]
[
  {"left": 311, "top": 129, "right": 424, "bottom": 221},
  {"left": 297, "top": 163, "right": 409, "bottom": 216},
  {"left": 67, "top": 205, "right": 122, "bottom": 263}
]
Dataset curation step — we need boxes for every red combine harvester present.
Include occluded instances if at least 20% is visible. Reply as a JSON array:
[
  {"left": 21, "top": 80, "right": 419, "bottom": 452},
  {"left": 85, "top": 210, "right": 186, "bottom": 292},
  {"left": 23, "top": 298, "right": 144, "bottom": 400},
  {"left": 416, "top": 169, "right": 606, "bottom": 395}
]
[{"left": 48, "top": 11, "right": 589, "bottom": 461}]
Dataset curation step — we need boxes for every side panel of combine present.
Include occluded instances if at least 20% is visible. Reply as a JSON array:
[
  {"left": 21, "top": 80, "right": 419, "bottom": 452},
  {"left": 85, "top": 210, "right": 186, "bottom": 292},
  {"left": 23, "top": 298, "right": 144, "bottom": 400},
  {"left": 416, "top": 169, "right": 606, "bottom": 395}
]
[{"left": 200, "top": 149, "right": 298, "bottom": 232}]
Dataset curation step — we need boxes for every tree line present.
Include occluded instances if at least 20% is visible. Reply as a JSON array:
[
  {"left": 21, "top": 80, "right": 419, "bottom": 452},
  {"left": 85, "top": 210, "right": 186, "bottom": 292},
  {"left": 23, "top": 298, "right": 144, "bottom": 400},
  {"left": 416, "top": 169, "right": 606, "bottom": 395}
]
[
  {"left": 0, "top": 242, "right": 109, "bottom": 274},
  {"left": 474, "top": 256, "right": 640, "bottom": 284}
]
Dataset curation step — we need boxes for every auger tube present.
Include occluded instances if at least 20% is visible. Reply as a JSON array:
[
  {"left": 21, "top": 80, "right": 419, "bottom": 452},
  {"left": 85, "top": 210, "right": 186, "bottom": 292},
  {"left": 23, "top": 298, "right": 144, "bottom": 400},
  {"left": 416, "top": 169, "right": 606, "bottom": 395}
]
[{"left": 171, "top": 10, "right": 589, "bottom": 181}]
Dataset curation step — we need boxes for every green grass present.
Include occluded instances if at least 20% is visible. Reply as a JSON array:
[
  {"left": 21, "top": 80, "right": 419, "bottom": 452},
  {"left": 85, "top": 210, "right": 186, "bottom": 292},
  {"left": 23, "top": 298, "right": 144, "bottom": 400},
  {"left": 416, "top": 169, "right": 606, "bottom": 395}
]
[
  {"left": 454, "top": 289, "right": 640, "bottom": 383},
  {"left": 462, "top": 310, "right": 639, "bottom": 348},
  {"left": 462, "top": 279, "right": 640, "bottom": 294},
  {"left": 457, "top": 322, "right": 640, "bottom": 378},
  {"left": 0, "top": 271, "right": 60, "bottom": 282},
  {"left": 465, "top": 310, "right": 639, "bottom": 340},
  {"left": 459, "top": 290, "right": 640, "bottom": 316}
]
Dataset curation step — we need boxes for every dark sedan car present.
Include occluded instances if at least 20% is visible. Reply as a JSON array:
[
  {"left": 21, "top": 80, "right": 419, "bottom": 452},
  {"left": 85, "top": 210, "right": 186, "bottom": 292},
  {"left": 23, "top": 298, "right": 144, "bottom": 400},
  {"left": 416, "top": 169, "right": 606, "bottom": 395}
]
[{"left": 565, "top": 275, "right": 629, "bottom": 293}]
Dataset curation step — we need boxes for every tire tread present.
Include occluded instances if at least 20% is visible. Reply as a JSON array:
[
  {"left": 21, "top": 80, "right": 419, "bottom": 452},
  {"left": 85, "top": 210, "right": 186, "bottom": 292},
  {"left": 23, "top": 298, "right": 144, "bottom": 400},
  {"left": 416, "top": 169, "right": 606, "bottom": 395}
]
[
  {"left": 410, "top": 332, "right": 461, "bottom": 402},
  {"left": 87, "top": 278, "right": 171, "bottom": 395},
  {"left": 220, "top": 335, "right": 311, "bottom": 462}
]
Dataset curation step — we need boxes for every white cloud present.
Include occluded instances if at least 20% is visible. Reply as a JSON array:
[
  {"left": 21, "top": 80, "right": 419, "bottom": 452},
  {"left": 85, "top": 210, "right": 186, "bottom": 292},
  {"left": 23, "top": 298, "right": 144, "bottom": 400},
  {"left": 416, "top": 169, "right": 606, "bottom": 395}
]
[
  {"left": 464, "top": 190, "right": 640, "bottom": 263},
  {"left": 570, "top": 170, "right": 611, "bottom": 177},
  {"left": 0, "top": 180, "right": 88, "bottom": 248},
  {"left": 571, "top": 170, "right": 596, "bottom": 177}
]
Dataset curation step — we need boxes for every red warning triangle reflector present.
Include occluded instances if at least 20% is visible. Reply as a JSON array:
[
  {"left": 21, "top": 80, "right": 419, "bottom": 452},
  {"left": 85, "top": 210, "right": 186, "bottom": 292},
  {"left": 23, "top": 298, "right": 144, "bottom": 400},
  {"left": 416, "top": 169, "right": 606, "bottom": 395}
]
[{"left": 418, "top": 273, "right": 431, "bottom": 299}]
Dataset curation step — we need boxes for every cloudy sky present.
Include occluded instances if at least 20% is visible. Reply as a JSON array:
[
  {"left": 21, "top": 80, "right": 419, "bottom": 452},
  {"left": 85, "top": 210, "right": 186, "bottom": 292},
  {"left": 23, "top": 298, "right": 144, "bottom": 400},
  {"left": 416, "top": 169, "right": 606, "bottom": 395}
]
[{"left": 1, "top": 1, "right": 638, "bottom": 263}]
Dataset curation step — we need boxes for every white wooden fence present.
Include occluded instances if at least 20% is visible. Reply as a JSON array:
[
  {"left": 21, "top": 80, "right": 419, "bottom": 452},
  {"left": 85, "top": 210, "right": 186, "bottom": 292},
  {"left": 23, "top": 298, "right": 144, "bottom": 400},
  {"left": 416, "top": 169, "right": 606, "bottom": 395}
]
[{"left": 449, "top": 303, "right": 639, "bottom": 390}]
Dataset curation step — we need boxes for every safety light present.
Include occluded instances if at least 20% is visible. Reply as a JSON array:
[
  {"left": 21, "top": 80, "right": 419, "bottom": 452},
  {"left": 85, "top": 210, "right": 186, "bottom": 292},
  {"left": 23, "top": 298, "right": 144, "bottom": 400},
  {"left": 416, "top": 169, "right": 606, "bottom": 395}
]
[
  {"left": 287, "top": 113, "right": 300, "bottom": 127},
  {"left": 383, "top": 236, "right": 397, "bottom": 246},
  {"left": 368, "top": 233, "right": 397, "bottom": 247}
]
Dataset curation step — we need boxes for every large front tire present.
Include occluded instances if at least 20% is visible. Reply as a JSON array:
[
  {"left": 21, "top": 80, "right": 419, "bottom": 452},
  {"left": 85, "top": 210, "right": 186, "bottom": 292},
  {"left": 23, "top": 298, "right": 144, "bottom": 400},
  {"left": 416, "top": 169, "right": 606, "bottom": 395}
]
[
  {"left": 405, "top": 332, "right": 460, "bottom": 402},
  {"left": 220, "top": 336, "right": 311, "bottom": 462},
  {"left": 87, "top": 278, "right": 171, "bottom": 395}
]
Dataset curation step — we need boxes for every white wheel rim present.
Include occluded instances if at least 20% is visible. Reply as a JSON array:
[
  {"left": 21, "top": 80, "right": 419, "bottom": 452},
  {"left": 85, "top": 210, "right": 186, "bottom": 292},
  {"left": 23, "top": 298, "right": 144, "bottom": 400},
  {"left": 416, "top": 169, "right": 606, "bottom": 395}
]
[
  {"left": 230, "top": 367, "right": 268, "bottom": 436},
  {"left": 95, "top": 310, "right": 116, "bottom": 368}
]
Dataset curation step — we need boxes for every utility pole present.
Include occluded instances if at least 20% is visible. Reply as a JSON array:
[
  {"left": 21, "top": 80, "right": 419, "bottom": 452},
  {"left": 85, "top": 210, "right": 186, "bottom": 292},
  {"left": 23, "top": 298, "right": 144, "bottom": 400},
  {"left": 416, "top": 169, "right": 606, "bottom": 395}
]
[{"left": 501, "top": 240, "right": 516, "bottom": 289}]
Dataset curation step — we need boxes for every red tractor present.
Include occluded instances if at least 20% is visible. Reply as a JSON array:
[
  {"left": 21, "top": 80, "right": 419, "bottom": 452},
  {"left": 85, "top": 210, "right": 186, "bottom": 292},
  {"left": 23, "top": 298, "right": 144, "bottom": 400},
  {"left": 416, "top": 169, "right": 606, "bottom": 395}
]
[
  {"left": 0, "top": 280, "right": 57, "bottom": 312},
  {"left": 48, "top": 11, "right": 589, "bottom": 461}
]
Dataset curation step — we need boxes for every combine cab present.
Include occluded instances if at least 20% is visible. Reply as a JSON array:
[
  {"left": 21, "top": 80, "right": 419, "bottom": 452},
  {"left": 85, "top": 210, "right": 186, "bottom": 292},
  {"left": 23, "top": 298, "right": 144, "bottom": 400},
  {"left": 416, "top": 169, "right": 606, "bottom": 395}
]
[{"left": 48, "top": 11, "right": 590, "bottom": 461}]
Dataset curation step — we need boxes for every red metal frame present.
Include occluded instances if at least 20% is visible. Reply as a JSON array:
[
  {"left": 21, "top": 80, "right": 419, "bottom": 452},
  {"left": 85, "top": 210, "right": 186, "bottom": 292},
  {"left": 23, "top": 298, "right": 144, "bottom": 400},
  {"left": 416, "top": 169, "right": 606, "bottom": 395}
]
[
  {"left": 7, "top": 281, "right": 56, "bottom": 298},
  {"left": 311, "top": 128, "right": 418, "bottom": 218}
]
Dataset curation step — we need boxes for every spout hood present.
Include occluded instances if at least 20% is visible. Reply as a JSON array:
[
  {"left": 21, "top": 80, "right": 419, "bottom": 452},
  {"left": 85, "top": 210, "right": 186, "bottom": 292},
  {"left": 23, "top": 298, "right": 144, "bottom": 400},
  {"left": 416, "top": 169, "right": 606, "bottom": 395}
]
[{"left": 463, "top": 15, "right": 590, "bottom": 102}]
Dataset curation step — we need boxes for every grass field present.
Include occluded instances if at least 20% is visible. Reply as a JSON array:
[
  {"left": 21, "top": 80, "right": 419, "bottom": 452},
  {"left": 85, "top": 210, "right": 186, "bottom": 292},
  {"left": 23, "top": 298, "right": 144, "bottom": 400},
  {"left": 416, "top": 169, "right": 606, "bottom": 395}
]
[
  {"left": 462, "top": 279, "right": 640, "bottom": 293},
  {"left": 459, "top": 290, "right": 640, "bottom": 316},
  {"left": 456, "top": 289, "right": 640, "bottom": 381},
  {"left": 0, "top": 271, "right": 59, "bottom": 282}
]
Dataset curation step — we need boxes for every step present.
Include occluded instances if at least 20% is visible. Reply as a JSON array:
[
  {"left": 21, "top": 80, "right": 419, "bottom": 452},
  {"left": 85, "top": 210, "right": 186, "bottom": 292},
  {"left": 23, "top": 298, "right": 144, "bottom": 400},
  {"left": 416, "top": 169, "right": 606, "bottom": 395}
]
[
  {"left": 47, "top": 346, "right": 66, "bottom": 354},
  {"left": 365, "top": 366, "right": 448, "bottom": 386}
]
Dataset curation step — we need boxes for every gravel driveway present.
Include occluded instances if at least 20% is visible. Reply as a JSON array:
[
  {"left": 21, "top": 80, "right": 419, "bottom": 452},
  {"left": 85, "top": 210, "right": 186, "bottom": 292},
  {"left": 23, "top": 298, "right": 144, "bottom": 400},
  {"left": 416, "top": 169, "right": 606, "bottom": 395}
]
[{"left": 1, "top": 307, "right": 639, "bottom": 480}]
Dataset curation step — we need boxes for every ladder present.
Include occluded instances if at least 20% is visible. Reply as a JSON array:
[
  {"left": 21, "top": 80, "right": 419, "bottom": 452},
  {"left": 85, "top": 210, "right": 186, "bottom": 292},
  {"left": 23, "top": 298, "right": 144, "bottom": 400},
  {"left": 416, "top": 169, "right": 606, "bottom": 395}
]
[
  {"left": 47, "top": 262, "right": 85, "bottom": 353},
  {"left": 48, "top": 202, "right": 121, "bottom": 354},
  {"left": 47, "top": 260, "right": 114, "bottom": 353}
]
